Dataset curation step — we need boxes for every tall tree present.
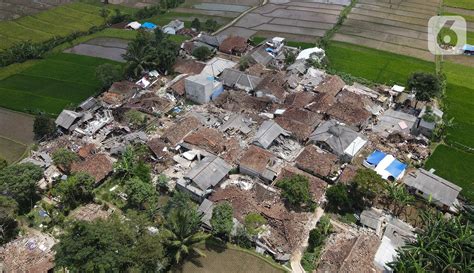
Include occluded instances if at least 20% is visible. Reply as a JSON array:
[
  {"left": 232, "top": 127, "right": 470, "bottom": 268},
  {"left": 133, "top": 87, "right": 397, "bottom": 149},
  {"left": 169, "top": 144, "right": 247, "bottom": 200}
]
[
  {"left": 407, "top": 72, "right": 442, "bottom": 102},
  {"left": 325, "top": 184, "right": 352, "bottom": 213},
  {"left": 52, "top": 148, "right": 79, "bottom": 174},
  {"left": 33, "top": 113, "right": 55, "bottom": 140},
  {"left": 125, "top": 177, "right": 157, "bottom": 210},
  {"left": 53, "top": 172, "right": 95, "bottom": 211},
  {"left": 191, "top": 18, "right": 201, "bottom": 31},
  {"left": 211, "top": 202, "right": 233, "bottom": 240},
  {"left": 276, "top": 175, "right": 311, "bottom": 207},
  {"left": 352, "top": 168, "right": 386, "bottom": 205},
  {"left": 95, "top": 63, "right": 123, "bottom": 89},
  {"left": 0, "top": 196, "right": 19, "bottom": 245},
  {"left": 163, "top": 196, "right": 210, "bottom": 264},
  {"left": 192, "top": 46, "right": 212, "bottom": 61},
  {"left": 384, "top": 183, "right": 414, "bottom": 217},
  {"left": 0, "top": 163, "right": 43, "bottom": 213}
]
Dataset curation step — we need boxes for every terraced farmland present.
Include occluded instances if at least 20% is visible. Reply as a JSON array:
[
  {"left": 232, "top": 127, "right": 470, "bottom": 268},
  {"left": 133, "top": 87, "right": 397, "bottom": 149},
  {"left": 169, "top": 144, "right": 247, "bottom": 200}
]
[
  {"left": 0, "top": 0, "right": 73, "bottom": 21},
  {"left": 332, "top": 0, "right": 440, "bottom": 62},
  {"left": 0, "top": 2, "right": 113, "bottom": 50},
  {"left": 219, "top": 0, "right": 351, "bottom": 42},
  {"left": 0, "top": 53, "right": 121, "bottom": 115}
]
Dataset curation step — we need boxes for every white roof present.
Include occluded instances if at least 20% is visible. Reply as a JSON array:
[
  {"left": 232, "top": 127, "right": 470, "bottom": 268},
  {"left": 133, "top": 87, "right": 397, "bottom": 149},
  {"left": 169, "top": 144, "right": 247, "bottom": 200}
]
[
  {"left": 374, "top": 236, "right": 397, "bottom": 272},
  {"left": 126, "top": 21, "right": 141, "bottom": 30},
  {"left": 391, "top": 85, "right": 405, "bottom": 93},
  {"left": 343, "top": 136, "right": 367, "bottom": 157},
  {"left": 272, "top": 37, "right": 285, "bottom": 42},
  {"left": 201, "top": 57, "right": 237, "bottom": 77},
  {"left": 296, "top": 47, "right": 325, "bottom": 60}
]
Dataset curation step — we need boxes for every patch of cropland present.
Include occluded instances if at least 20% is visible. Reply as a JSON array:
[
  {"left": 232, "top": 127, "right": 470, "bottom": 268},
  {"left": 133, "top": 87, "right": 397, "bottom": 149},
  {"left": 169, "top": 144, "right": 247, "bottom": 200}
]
[
  {"left": 0, "top": 2, "right": 113, "bottom": 50},
  {"left": 0, "top": 108, "right": 34, "bottom": 163},
  {"left": 332, "top": 0, "right": 441, "bottom": 61},
  {"left": 64, "top": 37, "right": 129, "bottom": 62},
  {"left": 425, "top": 145, "right": 474, "bottom": 202},
  {"left": 443, "top": 0, "right": 474, "bottom": 10},
  {"left": 326, "top": 41, "right": 434, "bottom": 84},
  {"left": 0, "top": 53, "right": 121, "bottom": 115},
  {"left": 0, "top": 0, "right": 73, "bottom": 21},
  {"left": 219, "top": 0, "right": 351, "bottom": 42}
]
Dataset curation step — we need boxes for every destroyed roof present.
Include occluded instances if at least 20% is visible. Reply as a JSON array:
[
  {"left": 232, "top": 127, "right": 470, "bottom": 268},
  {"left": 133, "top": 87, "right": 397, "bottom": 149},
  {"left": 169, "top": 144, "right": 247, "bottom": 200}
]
[
  {"left": 250, "top": 46, "right": 273, "bottom": 66},
  {"left": 124, "top": 93, "right": 173, "bottom": 114},
  {"left": 173, "top": 58, "right": 205, "bottom": 75},
  {"left": 201, "top": 57, "right": 237, "bottom": 77},
  {"left": 239, "top": 145, "right": 275, "bottom": 175},
  {"left": 71, "top": 153, "right": 113, "bottom": 183},
  {"left": 162, "top": 115, "right": 202, "bottom": 145},
  {"left": 55, "top": 110, "right": 83, "bottom": 130},
  {"left": 78, "top": 143, "right": 96, "bottom": 159},
  {"left": 276, "top": 165, "right": 327, "bottom": 202},
  {"left": 170, "top": 76, "right": 187, "bottom": 96},
  {"left": 284, "top": 92, "right": 317, "bottom": 108},
  {"left": 196, "top": 33, "right": 227, "bottom": 47},
  {"left": 403, "top": 169, "right": 461, "bottom": 207},
  {"left": 219, "top": 114, "right": 252, "bottom": 135},
  {"left": 220, "top": 68, "right": 262, "bottom": 91},
  {"left": 314, "top": 75, "right": 345, "bottom": 96},
  {"left": 255, "top": 72, "right": 287, "bottom": 101},
  {"left": 185, "top": 155, "right": 231, "bottom": 191},
  {"left": 374, "top": 109, "right": 417, "bottom": 135},
  {"left": 305, "top": 92, "right": 336, "bottom": 113},
  {"left": 219, "top": 36, "right": 248, "bottom": 54},
  {"left": 326, "top": 91, "right": 371, "bottom": 128},
  {"left": 281, "top": 107, "right": 321, "bottom": 126},
  {"left": 198, "top": 198, "right": 214, "bottom": 228},
  {"left": 274, "top": 117, "right": 313, "bottom": 142},
  {"left": 147, "top": 138, "right": 170, "bottom": 159},
  {"left": 69, "top": 203, "right": 111, "bottom": 222},
  {"left": 338, "top": 164, "right": 358, "bottom": 184},
  {"left": 213, "top": 90, "right": 273, "bottom": 114},
  {"left": 183, "top": 127, "right": 227, "bottom": 155},
  {"left": 253, "top": 120, "right": 289, "bottom": 149},
  {"left": 309, "top": 120, "right": 366, "bottom": 157},
  {"left": 109, "top": 81, "right": 137, "bottom": 94},
  {"left": 78, "top": 97, "right": 99, "bottom": 111},
  {"left": 360, "top": 208, "right": 384, "bottom": 230},
  {"left": 0, "top": 232, "right": 55, "bottom": 273},
  {"left": 295, "top": 145, "right": 339, "bottom": 178}
]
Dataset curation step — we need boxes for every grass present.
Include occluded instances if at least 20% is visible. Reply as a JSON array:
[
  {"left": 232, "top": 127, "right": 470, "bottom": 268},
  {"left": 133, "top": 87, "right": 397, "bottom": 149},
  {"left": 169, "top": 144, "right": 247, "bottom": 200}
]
[
  {"left": 0, "top": 53, "right": 121, "bottom": 115},
  {"left": 444, "top": 0, "right": 474, "bottom": 10},
  {"left": 0, "top": 136, "right": 27, "bottom": 163},
  {"left": 425, "top": 145, "right": 474, "bottom": 201},
  {"left": 325, "top": 42, "right": 435, "bottom": 85},
  {"left": 444, "top": 12, "right": 474, "bottom": 22}
]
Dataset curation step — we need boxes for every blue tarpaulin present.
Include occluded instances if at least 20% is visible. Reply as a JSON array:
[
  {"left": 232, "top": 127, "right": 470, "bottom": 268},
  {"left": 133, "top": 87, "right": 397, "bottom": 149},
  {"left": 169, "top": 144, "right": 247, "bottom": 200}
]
[
  {"left": 463, "top": 44, "right": 474, "bottom": 51},
  {"left": 366, "top": 150, "right": 386, "bottom": 165},
  {"left": 385, "top": 159, "right": 407, "bottom": 179},
  {"left": 141, "top": 22, "right": 157, "bottom": 29}
]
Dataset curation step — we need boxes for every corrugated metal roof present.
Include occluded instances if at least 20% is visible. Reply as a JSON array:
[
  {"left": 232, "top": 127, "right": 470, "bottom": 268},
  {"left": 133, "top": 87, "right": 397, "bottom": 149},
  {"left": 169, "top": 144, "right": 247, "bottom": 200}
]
[
  {"left": 309, "top": 120, "right": 365, "bottom": 156},
  {"left": 55, "top": 110, "right": 83, "bottom": 130},
  {"left": 220, "top": 68, "right": 262, "bottom": 91},
  {"left": 253, "top": 120, "right": 289, "bottom": 149},
  {"left": 403, "top": 169, "right": 461, "bottom": 207},
  {"left": 185, "top": 155, "right": 231, "bottom": 191}
]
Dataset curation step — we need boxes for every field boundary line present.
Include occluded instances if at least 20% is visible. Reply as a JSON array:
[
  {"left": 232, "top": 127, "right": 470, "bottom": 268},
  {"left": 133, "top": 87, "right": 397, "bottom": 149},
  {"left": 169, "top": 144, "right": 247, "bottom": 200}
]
[
  {"left": 8, "top": 21, "right": 54, "bottom": 37},
  {"left": 0, "top": 135, "right": 28, "bottom": 147}
]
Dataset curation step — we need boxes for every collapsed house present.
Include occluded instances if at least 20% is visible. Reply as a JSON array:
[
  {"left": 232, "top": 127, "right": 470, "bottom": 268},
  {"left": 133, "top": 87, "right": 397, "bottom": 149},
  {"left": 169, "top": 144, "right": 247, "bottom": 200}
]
[
  {"left": 70, "top": 153, "right": 113, "bottom": 184},
  {"left": 308, "top": 120, "right": 367, "bottom": 162},
  {"left": 101, "top": 81, "right": 139, "bottom": 106},
  {"left": 183, "top": 127, "right": 227, "bottom": 155},
  {"left": 239, "top": 145, "right": 278, "bottom": 182},
  {"left": 162, "top": 115, "right": 202, "bottom": 146},
  {"left": 276, "top": 165, "right": 327, "bottom": 203},
  {"left": 219, "top": 36, "right": 248, "bottom": 55},
  {"left": 176, "top": 155, "right": 231, "bottom": 202},
  {"left": 220, "top": 68, "right": 262, "bottom": 92},
  {"left": 373, "top": 109, "right": 417, "bottom": 137},
  {"left": 403, "top": 168, "right": 461, "bottom": 211},
  {"left": 253, "top": 120, "right": 290, "bottom": 149},
  {"left": 295, "top": 145, "right": 340, "bottom": 181},
  {"left": 0, "top": 232, "right": 56, "bottom": 273}
]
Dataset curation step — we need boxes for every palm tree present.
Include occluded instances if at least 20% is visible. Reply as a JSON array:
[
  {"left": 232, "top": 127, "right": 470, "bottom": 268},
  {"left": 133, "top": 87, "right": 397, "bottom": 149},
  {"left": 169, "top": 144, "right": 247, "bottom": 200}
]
[
  {"left": 122, "top": 40, "right": 158, "bottom": 78},
  {"left": 162, "top": 203, "right": 210, "bottom": 264},
  {"left": 385, "top": 183, "right": 414, "bottom": 217}
]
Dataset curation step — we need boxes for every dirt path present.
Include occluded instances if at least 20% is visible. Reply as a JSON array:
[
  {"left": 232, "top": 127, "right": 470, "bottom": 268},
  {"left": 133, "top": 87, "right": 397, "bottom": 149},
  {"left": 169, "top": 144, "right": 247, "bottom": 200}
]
[
  {"left": 290, "top": 207, "right": 324, "bottom": 273},
  {"left": 213, "top": 0, "right": 268, "bottom": 35}
]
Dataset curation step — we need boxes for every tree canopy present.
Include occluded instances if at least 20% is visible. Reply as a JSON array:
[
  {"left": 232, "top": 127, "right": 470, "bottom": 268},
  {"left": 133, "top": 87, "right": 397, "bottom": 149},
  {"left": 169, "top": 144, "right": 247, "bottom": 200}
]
[
  {"left": 352, "top": 168, "right": 385, "bottom": 204},
  {"left": 125, "top": 177, "right": 158, "bottom": 211},
  {"left": 325, "top": 184, "right": 352, "bottom": 213},
  {"left": 33, "top": 113, "right": 55, "bottom": 140},
  {"left": 210, "top": 202, "right": 233, "bottom": 239},
  {"left": 0, "top": 196, "right": 19, "bottom": 244},
  {"left": 276, "top": 175, "right": 312, "bottom": 207},
  {"left": 244, "top": 212, "right": 266, "bottom": 236},
  {"left": 407, "top": 72, "right": 442, "bottom": 102},
  {"left": 0, "top": 163, "right": 43, "bottom": 213},
  {"left": 52, "top": 148, "right": 79, "bottom": 174},
  {"left": 192, "top": 46, "right": 212, "bottom": 61},
  {"left": 95, "top": 63, "right": 123, "bottom": 89},
  {"left": 53, "top": 172, "right": 95, "bottom": 211}
]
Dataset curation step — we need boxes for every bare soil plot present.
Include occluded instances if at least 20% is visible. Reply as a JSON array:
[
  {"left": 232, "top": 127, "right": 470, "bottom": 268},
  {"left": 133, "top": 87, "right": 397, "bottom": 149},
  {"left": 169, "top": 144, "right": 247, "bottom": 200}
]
[
  {"left": 0, "top": 108, "right": 34, "bottom": 163},
  {"left": 193, "top": 3, "right": 250, "bottom": 12},
  {"left": 64, "top": 37, "right": 129, "bottom": 62},
  {"left": 332, "top": 0, "right": 441, "bottom": 61},
  {"left": 220, "top": 0, "right": 349, "bottom": 40}
]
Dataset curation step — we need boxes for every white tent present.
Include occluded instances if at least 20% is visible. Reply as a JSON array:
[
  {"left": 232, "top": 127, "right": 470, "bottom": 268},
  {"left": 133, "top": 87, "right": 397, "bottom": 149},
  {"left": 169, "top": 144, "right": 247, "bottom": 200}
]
[
  {"left": 125, "top": 21, "right": 141, "bottom": 30},
  {"left": 296, "top": 47, "right": 325, "bottom": 60}
]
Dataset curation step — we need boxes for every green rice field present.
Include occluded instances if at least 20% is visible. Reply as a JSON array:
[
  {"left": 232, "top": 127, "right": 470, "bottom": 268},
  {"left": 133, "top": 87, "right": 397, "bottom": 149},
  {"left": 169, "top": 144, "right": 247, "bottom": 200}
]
[
  {"left": 0, "top": 53, "right": 121, "bottom": 115},
  {"left": 425, "top": 145, "right": 474, "bottom": 201},
  {"left": 0, "top": 3, "right": 122, "bottom": 50},
  {"left": 325, "top": 42, "right": 435, "bottom": 85},
  {"left": 444, "top": 0, "right": 474, "bottom": 10}
]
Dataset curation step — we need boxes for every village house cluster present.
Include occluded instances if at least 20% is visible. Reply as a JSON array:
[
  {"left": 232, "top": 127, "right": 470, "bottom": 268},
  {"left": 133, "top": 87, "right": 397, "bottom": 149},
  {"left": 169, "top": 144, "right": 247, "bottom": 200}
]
[{"left": 2, "top": 31, "right": 464, "bottom": 272}]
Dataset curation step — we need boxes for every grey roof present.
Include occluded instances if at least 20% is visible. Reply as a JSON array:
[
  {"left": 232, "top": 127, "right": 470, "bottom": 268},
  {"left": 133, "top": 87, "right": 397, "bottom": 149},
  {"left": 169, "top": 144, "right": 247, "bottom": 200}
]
[
  {"left": 220, "top": 68, "right": 262, "bottom": 91},
  {"left": 360, "top": 209, "right": 384, "bottom": 230},
  {"left": 219, "top": 114, "right": 252, "bottom": 134},
  {"left": 384, "top": 218, "right": 415, "bottom": 248},
  {"left": 403, "top": 169, "right": 461, "bottom": 207},
  {"left": 196, "top": 33, "right": 227, "bottom": 47},
  {"left": 198, "top": 198, "right": 214, "bottom": 228},
  {"left": 309, "top": 120, "right": 364, "bottom": 156},
  {"left": 78, "top": 97, "right": 99, "bottom": 111},
  {"left": 55, "top": 110, "right": 83, "bottom": 130},
  {"left": 374, "top": 109, "right": 417, "bottom": 135},
  {"left": 253, "top": 120, "right": 289, "bottom": 149},
  {"left": 287, "top": 59, "right": 307, "bottom": 75},
  {"left": 185, "top": 155, "right": 231, "bottom": 191},
  {"left": 250, "top": 47, "right": 273, "bottom": 66},
  {"left": 163, "top": 19, "right": 184, "bottom": 29}
]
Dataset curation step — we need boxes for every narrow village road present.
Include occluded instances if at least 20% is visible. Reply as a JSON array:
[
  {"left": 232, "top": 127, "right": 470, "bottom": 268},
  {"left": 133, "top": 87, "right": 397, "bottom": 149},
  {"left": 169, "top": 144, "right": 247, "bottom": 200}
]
[
  {"left": 213, "top": 0, "right": 268, "bottom": 35},
  {"left": 290, "top": 207, "right": 325, "bottom": 273}
]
